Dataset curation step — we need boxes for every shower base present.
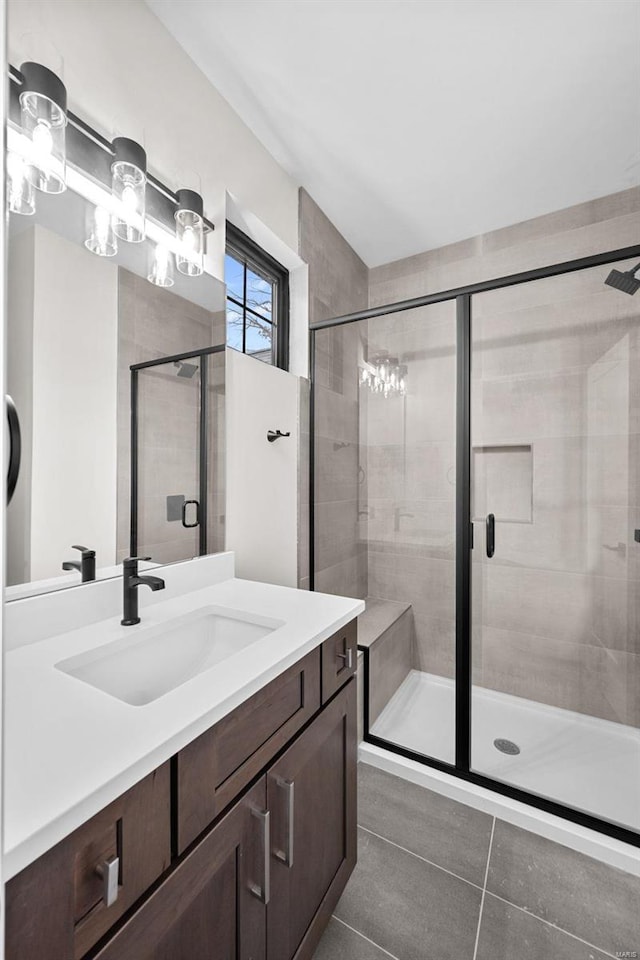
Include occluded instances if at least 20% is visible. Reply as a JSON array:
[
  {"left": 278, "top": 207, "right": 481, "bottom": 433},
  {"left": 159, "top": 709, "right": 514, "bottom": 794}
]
[{"left": 370, "top": 669, "right": 640, "bottom": 831}]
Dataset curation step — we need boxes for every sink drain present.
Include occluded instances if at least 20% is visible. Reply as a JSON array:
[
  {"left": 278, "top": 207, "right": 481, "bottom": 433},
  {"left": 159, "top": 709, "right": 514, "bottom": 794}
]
[{"left": 494, "top": 738, "right": 520, "bottom": 755}]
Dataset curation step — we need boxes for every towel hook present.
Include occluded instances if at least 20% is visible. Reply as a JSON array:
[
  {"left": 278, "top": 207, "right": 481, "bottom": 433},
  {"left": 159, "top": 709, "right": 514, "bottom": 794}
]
[{"left": 267, "top": 429, "right": 291, "bottom": 443}]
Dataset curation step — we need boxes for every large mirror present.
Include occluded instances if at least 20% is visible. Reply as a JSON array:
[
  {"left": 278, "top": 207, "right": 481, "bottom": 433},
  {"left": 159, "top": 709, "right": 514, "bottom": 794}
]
[{"left": 6, "top": 160, "right": 226, "bottom": 600}]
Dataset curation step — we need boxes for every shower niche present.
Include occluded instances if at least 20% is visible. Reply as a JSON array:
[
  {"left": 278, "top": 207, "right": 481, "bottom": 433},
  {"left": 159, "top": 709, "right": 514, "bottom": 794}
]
[{"left": 472, "top": 444, "right": 533, "bottom": 524}]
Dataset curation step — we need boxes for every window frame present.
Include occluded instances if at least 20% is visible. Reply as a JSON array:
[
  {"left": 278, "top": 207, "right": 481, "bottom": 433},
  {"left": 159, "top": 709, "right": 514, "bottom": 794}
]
[{"left": 225, "top": 221, "right": 290, "bottom": 371}]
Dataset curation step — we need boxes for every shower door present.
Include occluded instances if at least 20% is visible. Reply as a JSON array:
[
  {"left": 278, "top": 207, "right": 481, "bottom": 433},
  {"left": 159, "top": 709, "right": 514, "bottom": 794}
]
[
  {"left": 130, "top": 346, "right": 225, "bottom": 564},
  {"left": 313, "top": 301, "right": 459, "bottom": 765},
  {"left": 469, "top": 257, "right": 640, "bottom": 832}
]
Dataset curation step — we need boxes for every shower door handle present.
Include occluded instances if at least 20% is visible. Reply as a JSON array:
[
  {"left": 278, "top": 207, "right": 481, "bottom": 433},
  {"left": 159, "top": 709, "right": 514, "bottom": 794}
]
[
  {"left": 486, "top": 513, "right": 495, "bottom": 559},
  {"left": 182, "top": 499, "right": 200, "bottom": 528}
]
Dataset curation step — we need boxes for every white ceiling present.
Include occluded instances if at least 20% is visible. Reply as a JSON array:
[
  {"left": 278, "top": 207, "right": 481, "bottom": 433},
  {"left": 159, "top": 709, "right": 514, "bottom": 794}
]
[{"left": 147, "top": 0, "right": 640, "bottom": 267}]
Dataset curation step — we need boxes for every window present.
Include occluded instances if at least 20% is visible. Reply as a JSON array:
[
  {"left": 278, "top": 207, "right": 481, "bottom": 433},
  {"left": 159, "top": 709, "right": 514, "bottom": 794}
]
[{"left": 225, "top": 222, "right": 289, "bottom": 369}]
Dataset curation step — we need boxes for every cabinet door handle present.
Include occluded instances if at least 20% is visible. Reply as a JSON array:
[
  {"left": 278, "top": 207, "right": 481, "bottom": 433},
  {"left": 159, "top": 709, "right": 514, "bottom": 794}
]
[
  {"left": 95, "top": 855, "right": 119, "bottom": 908},
  {"left": 249, "top": 808, "right": 270, "bottom": 905},
  {"left": 337, "top": 646, "right": 353, "bottom": 670},
  {"left": 274, "top": 777, "right": 295, "bottom": 868}
]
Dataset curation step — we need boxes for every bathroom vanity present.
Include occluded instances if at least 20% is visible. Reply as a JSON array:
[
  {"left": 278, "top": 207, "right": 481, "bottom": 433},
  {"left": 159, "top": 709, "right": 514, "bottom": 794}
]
[{"left": 3, "top": 554, "right": 362, "bottom": 960}]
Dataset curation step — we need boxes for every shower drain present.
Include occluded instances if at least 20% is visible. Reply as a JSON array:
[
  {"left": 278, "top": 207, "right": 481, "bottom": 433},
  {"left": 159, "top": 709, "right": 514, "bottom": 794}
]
[{"left": 494, "top": 738, "right": 521, "bottom": 755}]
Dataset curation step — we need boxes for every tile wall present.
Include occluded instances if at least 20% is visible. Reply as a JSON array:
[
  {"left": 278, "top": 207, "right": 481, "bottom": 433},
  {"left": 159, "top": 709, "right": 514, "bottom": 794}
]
[{"left": 299, "top": 189, "right": 369, "bottom": 597}]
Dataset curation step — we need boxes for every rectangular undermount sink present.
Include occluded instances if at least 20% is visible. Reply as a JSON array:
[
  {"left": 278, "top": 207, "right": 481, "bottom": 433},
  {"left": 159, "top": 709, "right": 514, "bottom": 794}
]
[{"left": 56, "top": 606, "right": 285, "bottom": 706}]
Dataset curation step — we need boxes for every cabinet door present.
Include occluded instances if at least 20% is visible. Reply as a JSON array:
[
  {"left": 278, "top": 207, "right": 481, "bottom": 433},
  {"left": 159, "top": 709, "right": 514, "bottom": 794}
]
[
  {"left": 5, "top": 765, "right": 171, "bottom": 960},
  {"left": 92, "top": 778, "right": 269, "bottom": 960},
  {"left": 267, "top": 678, "right": 356, "bottom": 960}
]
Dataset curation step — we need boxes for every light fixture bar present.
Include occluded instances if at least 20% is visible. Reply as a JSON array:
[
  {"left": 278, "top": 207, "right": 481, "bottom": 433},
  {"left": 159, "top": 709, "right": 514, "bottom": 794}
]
[{"left": 7, "top": 64, "right": 215, "bottom": 234}]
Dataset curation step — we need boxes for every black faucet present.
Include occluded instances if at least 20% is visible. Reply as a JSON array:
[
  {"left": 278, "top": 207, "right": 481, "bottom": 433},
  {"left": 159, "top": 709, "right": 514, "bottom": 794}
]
[
  {"left": 62, "top": 545, "right": 96, "bottom": 583},
  {"left": 121, "top": 557, "right": 165, "bottom": 626}
]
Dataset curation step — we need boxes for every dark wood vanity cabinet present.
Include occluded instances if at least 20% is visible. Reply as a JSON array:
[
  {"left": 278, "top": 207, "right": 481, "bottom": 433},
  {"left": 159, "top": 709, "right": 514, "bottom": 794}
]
[
  {"left": 5, "top": 621, "right": 357, "bottom": 960},
  {"left": 268, "top": 677, "right": 356, "bottom": 960},
  {"left": 91, "top": 777, "right": 268, "bottom": 960}
]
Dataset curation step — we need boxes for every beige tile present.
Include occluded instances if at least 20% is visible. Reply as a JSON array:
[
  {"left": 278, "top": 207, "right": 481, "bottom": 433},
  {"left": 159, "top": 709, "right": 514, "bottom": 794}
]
[
  {"left": 315, "top": 499, "right": 361, "bottom": 568},
  {"left": 368, "top": 551, "right": 455, "bottom": 622},
  {"left": 473, "top": 623, "right": 639, "bottom": 724},
  {"left": 481, "top": 187, "right": 640, "bottom": 253},
  {"left": 369, "top": 609, "right": 413, "bottom": 724},
  {"left": 475, "top": 561, "right": 640, "bottom": 652},
  {"left": 412, "top": 612, "right": 456, "bottom": 678},
  {"left": 315, "top": 548, "right": 367, "bottom": 600}
]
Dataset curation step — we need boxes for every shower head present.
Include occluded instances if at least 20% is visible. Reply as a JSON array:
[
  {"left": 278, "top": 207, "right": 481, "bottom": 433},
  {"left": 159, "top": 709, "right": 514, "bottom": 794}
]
[
  {"left": 174, "top": 361, "right": 198, "bottom": 379},
  {"left": 604, "top": 263, "right": 640, "bottom": 296}
]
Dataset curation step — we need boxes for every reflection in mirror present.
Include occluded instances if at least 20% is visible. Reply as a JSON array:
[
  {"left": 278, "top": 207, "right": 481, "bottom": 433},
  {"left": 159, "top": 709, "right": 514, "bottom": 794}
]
[{"left": 6, "top": 180, "right": 226, "bottom": 600}]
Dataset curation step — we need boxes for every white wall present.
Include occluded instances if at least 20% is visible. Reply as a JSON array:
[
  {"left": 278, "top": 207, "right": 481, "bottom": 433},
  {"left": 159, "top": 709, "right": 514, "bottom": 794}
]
[
  {"left": 29, "top": 227, "right": 118, "bottom": 581},
  {"left": 226, "top": 350, "right": 299, "bottom": 587},
  {"left": 7, "top": 0, "right": 300, "bottom": 278},
  {"left": 6, "top": 229, "right": 34, "bottom": 586}
]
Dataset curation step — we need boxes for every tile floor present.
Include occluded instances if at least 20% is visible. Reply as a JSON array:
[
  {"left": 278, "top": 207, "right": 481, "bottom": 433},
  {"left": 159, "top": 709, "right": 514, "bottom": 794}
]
[{"left": 313, "top": 762, "right": 640, "bottom": 960}]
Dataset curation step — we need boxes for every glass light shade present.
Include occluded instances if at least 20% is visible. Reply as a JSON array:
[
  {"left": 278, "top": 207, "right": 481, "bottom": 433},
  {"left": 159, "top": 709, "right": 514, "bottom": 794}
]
[
  {"left": 20, "top": 92, "right": 67, "bottom": 194},
  {"left": 148, "top": 243, "right": 175, "bottom": 287},
  {"left": 85, "top": 205, "right": 117, "bottom": 257},
  {"left": 175, "top": 208, "right": 204, "bottom": 277},
  {"left": 112, "top": 159, "right": 146, "bottom": 242},
  {"left": 7, "top": 151, "right": 36, "bottom": 215}
]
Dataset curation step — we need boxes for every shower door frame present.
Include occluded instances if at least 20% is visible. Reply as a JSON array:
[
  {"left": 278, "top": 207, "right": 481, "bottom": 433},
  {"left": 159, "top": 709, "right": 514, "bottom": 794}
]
[
  {"left": 309, "top": 243, "right": 640, "bottom": 849},
  {"left": 129, "top": 344, "right": 226, "bottom": 558}
]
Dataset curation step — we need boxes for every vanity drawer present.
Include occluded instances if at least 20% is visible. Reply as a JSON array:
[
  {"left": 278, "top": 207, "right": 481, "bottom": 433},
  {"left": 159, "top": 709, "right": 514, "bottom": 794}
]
[
  {"left": 321, "top": 619, "right": 358, "bottom": 704},
  {"left": 176, "top": 648, "right": 321, "bottom": 853},
  {"left": 5, "top": 764, "right": 171, "bottom": 960}
]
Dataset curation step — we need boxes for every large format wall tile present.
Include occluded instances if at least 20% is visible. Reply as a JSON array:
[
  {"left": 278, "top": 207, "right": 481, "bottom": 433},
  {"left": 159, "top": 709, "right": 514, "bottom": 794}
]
[
  {"left": 301, "top": 190, "right": 369, "bottom": 599},
  {"left": 368, "top": 552, "right": 455, "bottom": 623},
  {"left": 369, "top": 611, "right": 413, "bottom": 724},
  {"left": 486, "top": 820, "right": 640, "bottom": 956},
  {"left": 476, "top": 562, "right": 637, "bottom": 653},
  {"left": 471, "top": 623, "right": 638, "bottom": 723},
  {"left": 335, "top": 828, "right": 482, "bottom": 960},
  {"left": 358, "top": 764, "right": 492, "bottom": 886}
]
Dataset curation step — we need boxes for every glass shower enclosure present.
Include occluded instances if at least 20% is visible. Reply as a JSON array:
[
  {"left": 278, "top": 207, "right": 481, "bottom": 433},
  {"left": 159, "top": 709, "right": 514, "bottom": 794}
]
[{"left": 311, "top": 245, "right": 640, "bottom": 845}]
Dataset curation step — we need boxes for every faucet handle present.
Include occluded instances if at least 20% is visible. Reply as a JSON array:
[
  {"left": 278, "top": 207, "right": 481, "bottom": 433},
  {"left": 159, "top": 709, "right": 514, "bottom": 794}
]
[
  {"left": 123, "top": 556, "right": 152, "bottom": 564},
  {"left": 72, "top": 544, "right": 96, "bottom": 558}
]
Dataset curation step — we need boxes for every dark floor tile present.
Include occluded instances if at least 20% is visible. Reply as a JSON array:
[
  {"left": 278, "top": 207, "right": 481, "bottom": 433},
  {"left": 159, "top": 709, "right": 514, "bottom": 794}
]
[
  {"left": 334, "top": 827, "right": 481, "bottom": 960},
  {"left": 476, "top": 894, "right": 611, "bottom": 960},
  {"left": 487, "top": 819, "right": 640, "bottom": 956},
  {"left": 358, "top": 763, "right": 492, "bottom": 885},
  {"left": 313, "top": 918, "right": 393, "bottom": 959}
]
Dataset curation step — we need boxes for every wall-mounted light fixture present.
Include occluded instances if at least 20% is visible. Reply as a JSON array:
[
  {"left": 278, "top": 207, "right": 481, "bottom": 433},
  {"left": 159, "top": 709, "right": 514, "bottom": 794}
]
[
  {"left": 85, "top": 205, "right": 117, "bottom": 258},
  {"left": 7, "top": 62, "right": 214, "bottom": 285},
  {"left": 148, "top": 243, "right": 175, "bottom": 287},
  {"left": 19, "top": 61, "right": 67, "bottom": 195},
  {"left": 7, "top": 151, "right": 35, "bottom": 215},
  {"left": 111, "top": 137, "right": 146, "bottom": 243},
  {"left": 175, "top": 188, "right": 204, "bottom": 277}
]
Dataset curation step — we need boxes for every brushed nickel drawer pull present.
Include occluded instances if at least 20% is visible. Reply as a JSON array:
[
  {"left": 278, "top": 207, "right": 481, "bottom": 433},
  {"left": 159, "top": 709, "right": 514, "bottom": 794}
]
[
  {"left": 275, "top": 778, "right": 295, "bottom": 868},
  {"left": 337, "top": 647, "right": 353, "bottom": 670},
  {"left": 249, "top": 808, "right": 270, "bottom": 904},
  {"left": 95, "top": 855, "right": 119, "bottom": 908}
]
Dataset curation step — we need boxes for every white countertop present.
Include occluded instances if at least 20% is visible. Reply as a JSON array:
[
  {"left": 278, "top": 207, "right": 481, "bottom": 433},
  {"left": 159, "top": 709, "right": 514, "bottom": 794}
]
[{"left": 4, "top": 561, "right": 364, "bottom": 880}]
